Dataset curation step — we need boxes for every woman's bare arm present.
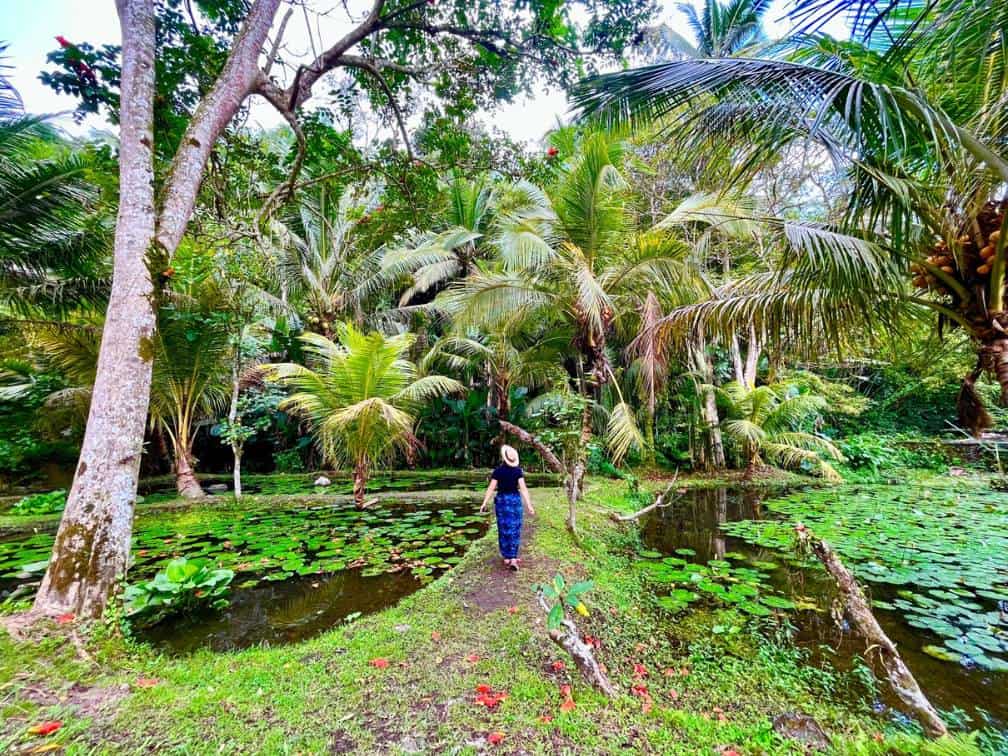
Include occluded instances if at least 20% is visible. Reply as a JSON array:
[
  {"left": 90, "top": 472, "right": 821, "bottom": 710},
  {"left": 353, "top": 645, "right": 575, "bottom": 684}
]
[
  {"left": 480, "top": 479, "right": 497, "bottom": 513},
  {"left": 518, "top": 478, "right": 536, "bottom": 516}
]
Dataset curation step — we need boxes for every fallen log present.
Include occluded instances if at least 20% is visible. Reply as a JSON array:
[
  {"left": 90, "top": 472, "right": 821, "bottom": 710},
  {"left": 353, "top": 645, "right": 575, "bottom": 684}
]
[
  {"left": 795, "top": 523, "right": 948, "bottom": 738},
  {"left": 499, "top": 420, "right": 564, "bottom": 473},
  {"left": 536, "top": 594, "right": 615, "bottom": 696},
  {"left": 610, "top": 473, "right": 679, "bottom": 523}
]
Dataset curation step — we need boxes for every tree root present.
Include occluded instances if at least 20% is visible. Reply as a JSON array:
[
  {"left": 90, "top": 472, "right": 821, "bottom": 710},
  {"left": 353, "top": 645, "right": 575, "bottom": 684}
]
[{"left": 795, "top": 524, "right": 948, "bottom": 738}]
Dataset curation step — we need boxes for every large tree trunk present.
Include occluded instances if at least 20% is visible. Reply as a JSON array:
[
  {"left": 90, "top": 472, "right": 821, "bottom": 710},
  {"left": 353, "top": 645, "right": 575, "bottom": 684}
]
[
  {"left": 32, "top": 0, "right": 283, "bottom": 618},
  {"left": 32, "top": 0, "right": 158, "bottom": 618}
]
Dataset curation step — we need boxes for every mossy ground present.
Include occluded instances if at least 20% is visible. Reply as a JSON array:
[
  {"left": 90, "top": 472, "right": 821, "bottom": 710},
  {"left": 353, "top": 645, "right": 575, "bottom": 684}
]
[{"left": 0, "top": 475, "right": 983, "bottom": 754}]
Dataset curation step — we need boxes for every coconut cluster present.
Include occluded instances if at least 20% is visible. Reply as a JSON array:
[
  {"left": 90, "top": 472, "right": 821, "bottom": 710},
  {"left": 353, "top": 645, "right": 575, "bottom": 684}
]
[{"left": 911, "top": 203, "right": 1005, "bottom": 295}]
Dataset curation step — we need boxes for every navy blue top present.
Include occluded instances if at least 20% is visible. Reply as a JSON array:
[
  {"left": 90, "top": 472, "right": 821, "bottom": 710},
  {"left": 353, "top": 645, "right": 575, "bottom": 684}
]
[{"left": 492, "top": 465, "right": 524, "bottom": 494}]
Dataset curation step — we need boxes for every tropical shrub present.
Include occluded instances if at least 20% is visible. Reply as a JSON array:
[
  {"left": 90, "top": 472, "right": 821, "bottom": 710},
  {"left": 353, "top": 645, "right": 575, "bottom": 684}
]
[
  {"left": 266, "top": 324, "right": 463, "bottom": 505},
  {"left": 122, "top": 557, "right": 234, "bottom": 626},
  {"left": 11, "top": 489, "right": 67, "bottom": 515},
  {"left": 717, "top": 381, "right": 843, "bottom": 480}
]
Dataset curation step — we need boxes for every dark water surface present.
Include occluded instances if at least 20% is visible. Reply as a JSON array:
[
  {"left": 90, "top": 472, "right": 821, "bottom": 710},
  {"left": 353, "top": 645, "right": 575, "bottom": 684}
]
[{"left": 640, "top": 486, "right": 1007, "bottom": 731}]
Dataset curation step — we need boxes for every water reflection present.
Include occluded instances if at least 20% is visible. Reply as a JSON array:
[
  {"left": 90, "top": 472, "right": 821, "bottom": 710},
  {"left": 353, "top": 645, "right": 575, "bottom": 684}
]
[{"left": 640, "top": 486, "right": 1007, "bottom": 730}]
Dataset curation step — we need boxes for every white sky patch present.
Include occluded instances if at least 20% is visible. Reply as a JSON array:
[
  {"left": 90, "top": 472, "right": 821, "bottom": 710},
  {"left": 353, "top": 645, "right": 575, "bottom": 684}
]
[{"left": 0, "top": 0, "right": 850, "bottom": 145}]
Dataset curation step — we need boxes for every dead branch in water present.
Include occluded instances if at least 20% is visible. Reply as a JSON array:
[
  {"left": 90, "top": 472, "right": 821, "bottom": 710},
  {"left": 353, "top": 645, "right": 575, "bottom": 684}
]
[
  {"left": 610, "top": 472, "right": 679, "bottom": 523},
  {"left": 536, "top": 594, "right": 615, "bottom": 696},
  {"left": 795, "top": 523, "right": 948, "bottom": 738}
]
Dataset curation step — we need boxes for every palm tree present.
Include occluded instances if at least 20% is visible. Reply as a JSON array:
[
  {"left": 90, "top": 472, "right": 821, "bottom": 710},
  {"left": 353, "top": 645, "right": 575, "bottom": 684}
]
[
  {"left": 573, "top": 0, "right": 1008, "bottom": 434},
  {"left": 677, "top": 0, "right": 773, "bottom": 57},
  {"left": 266, "top": 324, "right": 463, "bottom": 506},
  {"left": 268, "top": 184, "right": 387, "bottom": 337},
  {"left": 441, "top": 132, "right": 694, "bottom": 525},
  {"left": 381, "top": 175, "right": 495, "bottom": 304},
  {"left": 423, "top": 318, "right": 567, "bottom": 422},
  {"left": 149, "top": 281, "right": 232, "bottom": 498},
  {"left": 0, "top": 49, "right": 110, "bottom": 317},
  {"left": 716, "top": 380, "right": 843, "bottom": 480}
]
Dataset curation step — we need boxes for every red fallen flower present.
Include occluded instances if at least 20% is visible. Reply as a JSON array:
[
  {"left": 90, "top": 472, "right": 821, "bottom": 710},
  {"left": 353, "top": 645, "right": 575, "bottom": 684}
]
[
  {"left": 431, "top": 631, "right": 441, "bottom": 641},
  {"left": 582, "top": 634, "right": 600, "bottom": 648},
  {"left": 369, "top": 657, "right": 390, "bottom": 669},
  {"left": 720, "top": 749, "right": 741, "bottom": 756},
  {"left": 559, "top": 697, "right": 575, "bottom": 712},
  {"left": 135, "top": 677, "right": 159, "bottom": 688},
  {"left": 546, "top": 146, "right": 558, "bottom": 157},
  {"left": 632, "top": 662, "right": 648, "bottom": 677},
  {"left": 507, "top": 605, "right": 518, "bottom": 614},
  {"left": 559, "top": 684, "right": 571, "bottom": 698},
  {"left": 642, "top": 699, "right": 653, "bottom": 714},
  {"left": 487, "top": 732, "right": 505, "bottom": 746},
  {"left": 55, "top": 612, "right": 75, "bottom": 624},
  {"left": 465, "top": 653, "right": 480, "bottom": 663},
  {"left": 551, "top": 660, "right": 565, "bottom": 672},
  {"left": 55, "top": 36, "right": 71, "bottom": 48},
  {"left": 475, "top": 683, "right": 493, "bottom": 694},
  {"left": 668, "top": 689, "right": 679, "bottom": 701},
  {"left": 475, "top": 690, "right": 506, "bottom": 709},
  {"left": 538, "top": 714, "right": 553, "bottom": 724},
  {"left": 28, "top": 721, "right": 62, "bottom": 736},
  {"left": 631, "top": 682, "right": 648, "bottom": 697}
]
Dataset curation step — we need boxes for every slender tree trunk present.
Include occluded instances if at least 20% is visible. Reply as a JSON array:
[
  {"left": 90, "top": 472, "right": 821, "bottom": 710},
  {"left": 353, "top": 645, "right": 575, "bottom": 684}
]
[
  {"left": 691, "top": 337, "right": 725, "bottom": 470},
  {"left": 743, "top": 325, "right": 761, "bottom": 388},
  {"left": 565, "top": 402, "right": 593, "bottom": 533},
  {"left": 32, "top": 0, "right": 282, "bottom": 617},
  {"left": 32, "top": 0, "right": 157, "bottom": 618},
  {"left": 228, "top": 357, "right": 243, "bottom": 499},
  {"left": 353, "top": 459, "right": 368, "bottom": 508}
]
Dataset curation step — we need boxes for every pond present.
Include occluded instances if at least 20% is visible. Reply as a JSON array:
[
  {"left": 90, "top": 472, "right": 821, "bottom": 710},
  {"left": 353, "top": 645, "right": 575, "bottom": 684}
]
[
  {"left": 639, "top": 484, "right": 1008, "bottom": 731},
  {"left": 0, "top": 494, "right": 487, "bottom": 652}
]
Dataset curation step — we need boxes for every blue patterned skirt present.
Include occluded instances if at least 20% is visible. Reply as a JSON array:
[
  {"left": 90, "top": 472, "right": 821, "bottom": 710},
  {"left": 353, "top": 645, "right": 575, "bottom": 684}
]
[{"left": 494, "top": 492, "right": 523, "bottom": 559}]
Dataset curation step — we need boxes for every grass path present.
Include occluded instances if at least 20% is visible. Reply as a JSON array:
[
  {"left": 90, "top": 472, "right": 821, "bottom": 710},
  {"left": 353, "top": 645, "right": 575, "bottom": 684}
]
[{"left": 0, "top": 482, "right": 969, "bottom": 754}]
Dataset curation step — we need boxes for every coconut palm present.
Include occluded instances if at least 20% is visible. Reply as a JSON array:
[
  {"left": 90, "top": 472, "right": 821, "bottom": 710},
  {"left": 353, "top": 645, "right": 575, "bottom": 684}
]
[
  {"left": 266, "top": 324, "right": 463, "bottom": 506},
  {"left": 381, "top": 175, "right": 496, "bottom": 305},
  {"left": 716, "top": 380, "right": 843, "bottom": 480},
  {"left": 440, "top": 132, "right": 695, "bottom": 523},
  {"left": 423, "top": 317, "right": 568, "bottom": 422},
  {"left": 268, "top": 184, "right": 388, "bottom": 336},
  {"left": 573, "top": 0, "right": 1008, "bottom": 434}
]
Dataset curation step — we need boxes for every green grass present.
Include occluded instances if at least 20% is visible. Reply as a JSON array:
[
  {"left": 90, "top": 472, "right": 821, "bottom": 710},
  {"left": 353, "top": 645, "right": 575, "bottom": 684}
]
[{"left": 0, "top": 476, "right": 985, "bottom": 754}]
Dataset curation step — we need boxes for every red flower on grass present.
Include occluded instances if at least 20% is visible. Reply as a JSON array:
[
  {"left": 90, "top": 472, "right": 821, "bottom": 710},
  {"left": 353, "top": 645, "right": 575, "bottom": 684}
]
[
  {"left": 632, "top": 662, "right": 648, "bottom": 678},
  {"left": 551, "top": 660, "right": 565, "bottom": 672},
  {"left": 465, "top": 653, "right": 481, "bottom": 663},
  {"left": 474, "top": 683, "right": 506, "bottom": 709},
  {"left": 487, "top": 731, "right": 505, "bottom": 746},
  {"left": 135, "top": 677, "right": 159, "bottom": 688},
  {"left": 370, "top": 657, "right": 390, "bottom": 669},
  {"left": 558, "top": 683, "right": 576, "bottom": 712},
  {"left": 28, "top": 721, "right": 62, "bottom": 736}
]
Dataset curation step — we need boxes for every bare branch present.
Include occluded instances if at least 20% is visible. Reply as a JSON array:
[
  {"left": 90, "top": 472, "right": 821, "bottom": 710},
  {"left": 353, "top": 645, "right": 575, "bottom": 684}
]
[
  {"left": 263, "top": 6, "right": 294, "bottom": 77},
  {"left": 795, "top": 524, "right": 948, "bottom": 738},
  {"left": 610, "top": 474, "right": 680, "bottom": 523},
  {"left": 338, "top": 57, "right": 414, "bottom": 161},
  {"left": 253, "top": 74, "right": 307, "bottom": 227}
]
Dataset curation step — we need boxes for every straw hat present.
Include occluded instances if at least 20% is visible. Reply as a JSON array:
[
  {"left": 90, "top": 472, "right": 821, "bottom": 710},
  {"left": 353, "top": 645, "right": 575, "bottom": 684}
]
[{"left": 500, "top": 444, "right": 520, "bottom": 467}]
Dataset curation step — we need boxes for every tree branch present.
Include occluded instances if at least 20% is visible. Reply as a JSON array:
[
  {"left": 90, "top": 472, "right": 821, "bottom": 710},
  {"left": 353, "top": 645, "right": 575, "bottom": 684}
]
[
  {"left": 795, "top": 523, "right": 947, "bottom": 738},
  {"left": 156, "top": 0, "right": 283, "bottom": 254},
  {"left": 263, "top": 6, "right": 294, "bottom": 78},
  {"left": 285, "top": 0, "right": 387, "bottom": 109},
  {"left": 252, "top": 75, "right": 307, "bottom": 226},
  {"left": 499, "top": 420, "right": 564, "bottom": 473},
  {"left": 338, "top": 57, "right": 414, "bottom": 161},
  {"left": 610, "top": 475, "right": 679, "bottom": 523}
]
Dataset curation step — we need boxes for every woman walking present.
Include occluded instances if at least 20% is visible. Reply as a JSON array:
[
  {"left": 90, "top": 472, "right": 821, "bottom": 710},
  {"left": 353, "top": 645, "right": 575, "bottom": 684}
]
[{"left": 480, "top": 444, "right": 536, "bottom": 571}]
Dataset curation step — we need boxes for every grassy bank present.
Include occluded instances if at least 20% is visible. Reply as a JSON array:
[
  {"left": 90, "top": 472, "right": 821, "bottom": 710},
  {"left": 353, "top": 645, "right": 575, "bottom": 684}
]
[{"left": 0, "top": 478, "right": 979, "bottom": 754}]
